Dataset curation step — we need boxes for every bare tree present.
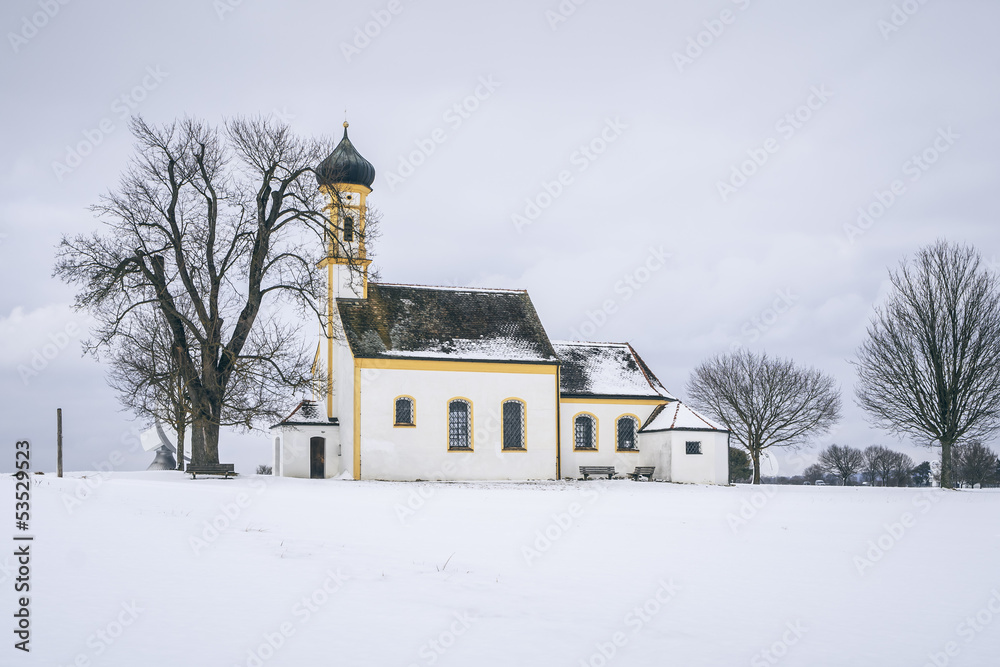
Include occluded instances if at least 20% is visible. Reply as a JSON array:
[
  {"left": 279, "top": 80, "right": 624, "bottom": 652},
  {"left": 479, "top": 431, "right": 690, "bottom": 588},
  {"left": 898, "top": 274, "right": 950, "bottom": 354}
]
[
  {"left": 56, "top": 116, "right": 372, "bottom": 466},
  {"left": 873, "top": 446, "right": 898, "bottom": 487},
  {"left": 817, "top": 444, "right": 864, "bottom": 486},
  {"left": 886, "top": 450, "right": 915, "bottom": 487},
  {"left": 952, "top": 441, "right": 999, "bottom": 488},
  {"left": 862, "top": 445, "right": 892, "bottom": 486},
  {"left": 105, "top": 306, "right": 192, "bottom": 469},
  {"left": 687, "top": 349, "right": 842, "bottom": 484},
  {"left": 854, "top": 241, "right": 1000, "bottom": 488}
]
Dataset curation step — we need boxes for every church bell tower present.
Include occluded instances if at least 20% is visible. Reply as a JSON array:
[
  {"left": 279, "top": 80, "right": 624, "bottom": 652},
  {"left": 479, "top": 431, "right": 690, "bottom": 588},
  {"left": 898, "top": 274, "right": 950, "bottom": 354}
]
[{"left": 315, "top": 122, "right": 376, "bottom": 418}]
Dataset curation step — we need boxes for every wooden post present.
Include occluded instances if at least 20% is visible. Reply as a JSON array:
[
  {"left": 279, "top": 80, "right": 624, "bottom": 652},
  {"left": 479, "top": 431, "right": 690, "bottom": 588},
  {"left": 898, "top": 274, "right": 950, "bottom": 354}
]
[{"left": 57, "top": 408, "right": 63, "bottom": 478}]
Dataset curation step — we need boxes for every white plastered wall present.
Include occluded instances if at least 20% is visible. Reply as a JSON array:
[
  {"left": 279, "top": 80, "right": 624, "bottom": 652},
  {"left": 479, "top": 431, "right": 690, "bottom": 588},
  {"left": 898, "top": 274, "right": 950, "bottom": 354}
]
[
  {"left": 356, "top": 364, "right": 559, "bottom": 481},
  {"left": 334, "top": 342, "right": 355, "bottom": 474},
  {"left": 667, "top": 430, "right": 729, "bottom": 484},
  {"left": 559, "top": 401, "right": 665, "bottom": 478},
  {"left": 637, "top": 430, "right": 672, "bottom": 480},
  {"left": 272, "top": 423, "right": 342, "bottom": 479}
]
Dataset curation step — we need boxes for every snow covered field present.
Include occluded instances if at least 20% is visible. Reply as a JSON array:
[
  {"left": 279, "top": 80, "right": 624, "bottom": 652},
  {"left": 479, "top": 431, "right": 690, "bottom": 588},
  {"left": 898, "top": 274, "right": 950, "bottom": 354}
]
[{"left": 7, "top": 473, "right": 1000, "bottom": 666}]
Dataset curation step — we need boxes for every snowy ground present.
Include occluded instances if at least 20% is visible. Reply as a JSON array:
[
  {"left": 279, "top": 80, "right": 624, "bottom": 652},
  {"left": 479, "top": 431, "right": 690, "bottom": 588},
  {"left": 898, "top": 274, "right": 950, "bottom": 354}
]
[{"left": 6, "top": 472, "right": 1000, "bottom": 666}]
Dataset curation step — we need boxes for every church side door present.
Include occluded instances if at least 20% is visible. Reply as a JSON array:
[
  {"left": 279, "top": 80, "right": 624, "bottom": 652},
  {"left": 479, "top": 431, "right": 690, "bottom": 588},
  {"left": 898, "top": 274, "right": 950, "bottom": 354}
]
[{"left": 309, "top": 437, "right": 325, "bottom": 479}]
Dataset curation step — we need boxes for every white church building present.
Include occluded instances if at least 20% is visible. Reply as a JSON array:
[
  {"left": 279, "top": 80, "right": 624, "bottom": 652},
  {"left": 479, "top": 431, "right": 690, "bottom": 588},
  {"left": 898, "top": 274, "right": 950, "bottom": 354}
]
[{"left": 270, "top": 124, "right": 729, "bottom": 484}]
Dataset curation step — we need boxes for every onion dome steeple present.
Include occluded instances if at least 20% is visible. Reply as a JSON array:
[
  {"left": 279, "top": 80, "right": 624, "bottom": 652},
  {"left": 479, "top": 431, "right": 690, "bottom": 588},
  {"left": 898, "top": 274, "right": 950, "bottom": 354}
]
[{"left": 316, "top": 122, "right": 376, "bottom": 190}]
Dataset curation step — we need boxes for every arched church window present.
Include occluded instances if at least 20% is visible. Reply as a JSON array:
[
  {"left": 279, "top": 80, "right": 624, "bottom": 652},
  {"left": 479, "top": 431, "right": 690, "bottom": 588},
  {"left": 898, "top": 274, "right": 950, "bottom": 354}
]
[
  {"left": 616, "top": 415, "right": 639, "bottom": 451},
  {"left": 574, "top": 413, "right": 597, "bottom": 450},
  {"left": 502, "top": 399, "right": 526, "bottom": 450},
  {"left": 395, "top": 396, "right": 415, "bottom": 426},
  {"left": 448, "top": 399, "right": 472, "bottom": 450}
]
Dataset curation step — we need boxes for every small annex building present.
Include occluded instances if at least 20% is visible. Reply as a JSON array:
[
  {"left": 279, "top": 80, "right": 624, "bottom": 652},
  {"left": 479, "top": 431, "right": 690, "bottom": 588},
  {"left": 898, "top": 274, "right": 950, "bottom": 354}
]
[{"left": 270, "top": 124, "right": 729, "bottom": 484}]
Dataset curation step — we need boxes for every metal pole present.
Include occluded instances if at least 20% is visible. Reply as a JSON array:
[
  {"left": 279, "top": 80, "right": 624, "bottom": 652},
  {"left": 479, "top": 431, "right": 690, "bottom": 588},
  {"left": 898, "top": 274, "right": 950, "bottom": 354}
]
[{"left": 57, "top": 408, "right": 63, "bottom": 478}]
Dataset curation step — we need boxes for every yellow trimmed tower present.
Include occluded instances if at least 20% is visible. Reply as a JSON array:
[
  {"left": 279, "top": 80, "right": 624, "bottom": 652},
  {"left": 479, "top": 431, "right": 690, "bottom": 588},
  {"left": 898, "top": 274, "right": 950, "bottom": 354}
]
[{"left": 315, "top": 122, "right": 376, "bottom": 419}]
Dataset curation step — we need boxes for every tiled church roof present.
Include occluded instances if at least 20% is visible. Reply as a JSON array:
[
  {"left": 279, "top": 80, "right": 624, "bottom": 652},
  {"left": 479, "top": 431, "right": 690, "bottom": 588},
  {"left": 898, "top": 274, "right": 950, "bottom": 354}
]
[
  {"left": 551, "top": 341, "right": 675, "bottom": 400},
  {"left": 337, "top": 283, "right": 559, "bottom": 363}
]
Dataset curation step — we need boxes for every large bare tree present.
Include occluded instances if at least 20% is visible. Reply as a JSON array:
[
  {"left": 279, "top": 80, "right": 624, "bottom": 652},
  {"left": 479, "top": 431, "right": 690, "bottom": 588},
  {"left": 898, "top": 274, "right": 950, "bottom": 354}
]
[
  {"left": 56, "top": 116, "right": 371, "bottom": 466},
  {"left": 687, "top": 349, "right": 842, "bottom": 484},
  {"left": 817, "top": 444, "right": 864, "bottom": 486},
  {"left": 854, "top": 241, "right": 1000, "bottom": 488}
]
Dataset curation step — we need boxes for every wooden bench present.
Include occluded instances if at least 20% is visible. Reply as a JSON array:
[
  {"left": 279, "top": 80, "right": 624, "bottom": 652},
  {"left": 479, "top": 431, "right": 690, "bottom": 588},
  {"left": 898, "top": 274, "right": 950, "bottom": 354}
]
[
  {"left": 186, "top": 463, "right": 237, "bottom": 480},
  {"left": 579, "top": 466, "right": 616, "bottom": 480},
  {"left": 628, "top": 466, "right": 656, "bottom": 481}
]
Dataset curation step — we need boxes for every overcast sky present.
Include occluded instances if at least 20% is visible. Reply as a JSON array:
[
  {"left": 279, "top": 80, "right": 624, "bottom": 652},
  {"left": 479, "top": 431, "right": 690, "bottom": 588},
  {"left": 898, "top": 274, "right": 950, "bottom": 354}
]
[{"left": 2, "top": 0, "right": 998, "bottom": 475}]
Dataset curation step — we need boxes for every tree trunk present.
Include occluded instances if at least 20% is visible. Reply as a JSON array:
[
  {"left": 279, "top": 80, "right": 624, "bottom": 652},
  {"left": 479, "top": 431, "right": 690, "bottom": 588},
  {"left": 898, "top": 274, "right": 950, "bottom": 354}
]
[
  {"left": 940, "top": 439, "right": 953, "bottom": 489},
  {"left": 175, "top": 347, "right": 185, "bottom": 471},
  {"left": 187, "top": 380, "right": 222, "bottom": 466},
  {"left": 175, "top": 427, "right": 185, "bottom": 471},
  {"left": 751, "top": 448, "right": 761, "bottom": 485},
  {"left": 204, "top": 421, "right": 220, "bottom": 464},
  {"left": 189, "top": 423, "right": 205, "bottom": 467},
  {"left": 189, "top": 420, "right": 221, "bottom": 466}
]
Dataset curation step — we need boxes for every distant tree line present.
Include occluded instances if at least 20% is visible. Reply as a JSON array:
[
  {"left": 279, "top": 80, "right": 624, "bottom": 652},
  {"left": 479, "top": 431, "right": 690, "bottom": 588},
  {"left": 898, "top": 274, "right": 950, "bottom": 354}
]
[{"left": 730, "top": 441, "right": 1000, "bottom": 487}]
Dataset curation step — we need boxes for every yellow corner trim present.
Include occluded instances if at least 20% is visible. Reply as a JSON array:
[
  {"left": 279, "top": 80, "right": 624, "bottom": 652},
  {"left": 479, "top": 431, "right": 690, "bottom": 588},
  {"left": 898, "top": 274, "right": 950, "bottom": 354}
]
[
  {"left": 555, "top": 366, "right": 561, "bottom": 479},
  {"left": 353, "top": 359, "right": 361, "bottom": 480}
]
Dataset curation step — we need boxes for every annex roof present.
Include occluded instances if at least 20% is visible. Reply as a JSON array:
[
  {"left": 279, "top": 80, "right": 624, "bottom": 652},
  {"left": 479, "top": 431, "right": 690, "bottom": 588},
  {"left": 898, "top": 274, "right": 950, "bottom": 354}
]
[
  {"left": 269, "top": 400, "right": 337, "bottom": 429},
  {"left": 552, "top": 341, "right": 675, "bottom": 400},
  {"left": 640, "top": 401, "right": 727, "bottom": 433},
  {"left": 337, "top": 283, "right": 559, "bottom": 364}
]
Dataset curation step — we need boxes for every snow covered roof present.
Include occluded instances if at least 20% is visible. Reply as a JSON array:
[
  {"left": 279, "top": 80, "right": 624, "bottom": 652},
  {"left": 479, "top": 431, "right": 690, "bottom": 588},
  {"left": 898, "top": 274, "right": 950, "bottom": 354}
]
[
  {"left": 640, "top": 401, "right": 727, "bottom": 433},
  {"left": 337, "top": 283, "right": 559, "bottom": 364},
  {"left": 270, "top": 400, "right": 336, "bottom": 428},
  {"left": 552, "top": 341, "right": 674, "bottom": 400}
]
